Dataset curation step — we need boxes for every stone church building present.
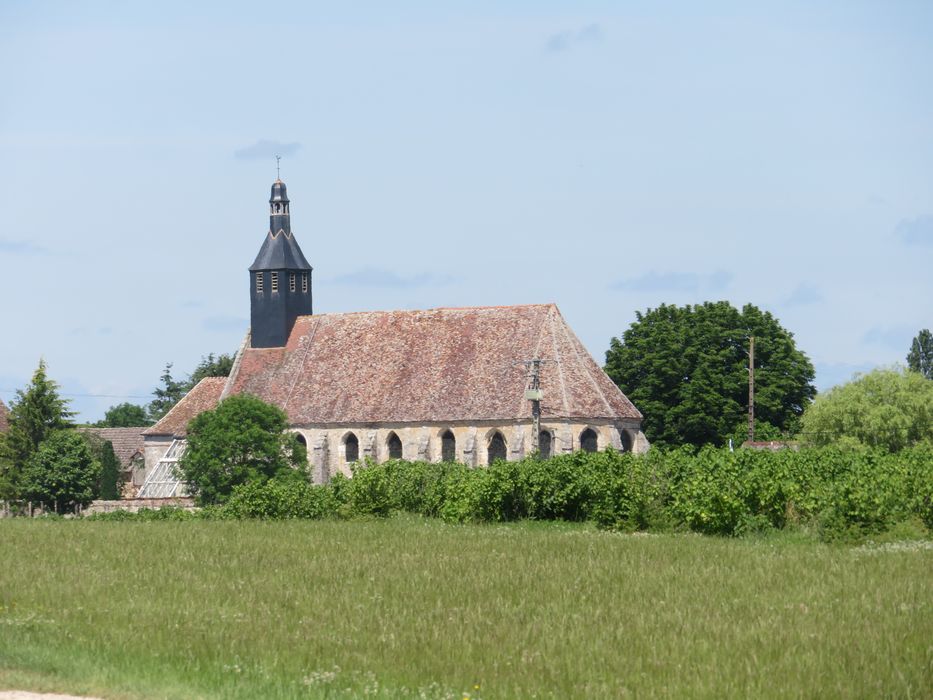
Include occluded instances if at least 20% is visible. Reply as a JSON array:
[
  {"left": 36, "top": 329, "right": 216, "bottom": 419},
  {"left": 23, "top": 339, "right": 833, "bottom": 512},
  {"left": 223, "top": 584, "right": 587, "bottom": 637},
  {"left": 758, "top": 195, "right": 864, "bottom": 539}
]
[{"left": 139, "top": 180, "right": 647, "bottom": 493}]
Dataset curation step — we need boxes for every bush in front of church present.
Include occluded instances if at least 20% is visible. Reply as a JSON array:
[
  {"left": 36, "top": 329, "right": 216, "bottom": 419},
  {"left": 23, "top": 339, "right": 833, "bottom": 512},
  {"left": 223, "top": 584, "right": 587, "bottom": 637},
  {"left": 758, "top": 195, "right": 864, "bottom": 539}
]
[{"left": 179, "top": 394, "right": 308, "bottom": 505}]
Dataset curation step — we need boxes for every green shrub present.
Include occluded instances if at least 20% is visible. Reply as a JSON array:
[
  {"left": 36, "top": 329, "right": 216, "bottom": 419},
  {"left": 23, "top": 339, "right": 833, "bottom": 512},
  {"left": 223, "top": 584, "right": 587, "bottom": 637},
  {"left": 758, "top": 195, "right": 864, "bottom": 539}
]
[
  {"left": 80, "top": 445, "right": 932, "bottom": 541},
  {"left": 220, "top": 478, "right": 336, "bottom": 520}
]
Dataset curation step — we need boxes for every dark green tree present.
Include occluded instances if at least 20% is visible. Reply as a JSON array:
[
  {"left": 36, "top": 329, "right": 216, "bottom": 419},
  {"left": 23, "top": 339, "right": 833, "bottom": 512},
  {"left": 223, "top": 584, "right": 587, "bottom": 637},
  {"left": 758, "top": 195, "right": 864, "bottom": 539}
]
[
  {"left": 188, "top": 353, "right": 235, "bottom": 387},
  {"left": 178, "top": 394, "right": 307, "bottom": 505},
  {"left": 605, "top": 301, "right": 816, "bottom": 448},
  {"left": 97, "top": 402, "right": 151, "bottom": 427},
  {"left": 20, "top": 431, "right": 100, "bottom": 513},
  {"left": 907, "top": 328, "right": 933, "bottom": 379},
  {"left": 148, "top": 363, "right": 187, "bottom": 422},
  {"left": 98, "top": 440, "right": 121, "bottom": 500},
  {"left": 0, "top": 360, "right": 74, "bottom": 499}
]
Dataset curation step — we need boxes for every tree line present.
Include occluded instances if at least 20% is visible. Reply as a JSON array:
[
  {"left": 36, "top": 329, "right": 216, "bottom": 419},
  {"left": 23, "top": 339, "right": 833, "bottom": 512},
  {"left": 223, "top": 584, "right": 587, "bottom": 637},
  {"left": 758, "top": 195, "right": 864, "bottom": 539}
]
[
  {"left": 0, "top": 352, "right": 234, "bottom": 512},
  {"left": 2, "top": 303, "right": 930, "bottom": 514}
]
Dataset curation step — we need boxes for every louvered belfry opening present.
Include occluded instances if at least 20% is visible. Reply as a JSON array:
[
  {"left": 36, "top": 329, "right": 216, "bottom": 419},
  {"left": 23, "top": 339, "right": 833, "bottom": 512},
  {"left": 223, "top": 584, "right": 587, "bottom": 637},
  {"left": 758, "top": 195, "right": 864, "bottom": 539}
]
[
  {"left": 580, "top": 428, "right": 598, "bottom": 453},
  {"left": 488, "top": 432, "right": 507, "bottom": 463},
  {"left": 441, "top": 430, "right": 456, "bottom": 462},
  {"left": 387, "top": 432, "right": 403, "bottom": 460}
]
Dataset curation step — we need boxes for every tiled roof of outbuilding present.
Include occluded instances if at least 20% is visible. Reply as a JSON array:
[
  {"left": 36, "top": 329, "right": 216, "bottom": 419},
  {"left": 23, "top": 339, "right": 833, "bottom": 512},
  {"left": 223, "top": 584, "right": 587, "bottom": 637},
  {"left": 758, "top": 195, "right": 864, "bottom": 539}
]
[
  {"left": 0, "top": 399, "right": 9, "bottom": 433},
  {"left": 81, "top": 427, "right": 145, "bottom": 467},
  {"left": 227, "top": 304, "right": 641, "bottom": 424},
  {"left": 143, "top": 377, "right": 227, "bottom": 437}
]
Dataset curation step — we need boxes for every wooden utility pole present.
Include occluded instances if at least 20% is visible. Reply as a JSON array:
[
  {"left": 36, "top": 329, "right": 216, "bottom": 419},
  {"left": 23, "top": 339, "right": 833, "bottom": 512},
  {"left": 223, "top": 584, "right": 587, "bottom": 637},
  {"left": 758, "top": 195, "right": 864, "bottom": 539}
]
[
  {"left": 517, "top": 359, "right": 545, "bottom": 454},
  {"left": 748, "top": 336, "right": 755, "bottom": 443},
  {"left": 528, "top": 359, "right": 542, "bottom": 454}
]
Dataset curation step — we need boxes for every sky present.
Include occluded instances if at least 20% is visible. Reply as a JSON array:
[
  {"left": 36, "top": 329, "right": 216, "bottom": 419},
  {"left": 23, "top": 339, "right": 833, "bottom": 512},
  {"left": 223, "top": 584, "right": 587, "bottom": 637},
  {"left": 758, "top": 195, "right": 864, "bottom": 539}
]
[{"left": 0, "top": 0, "right": 931, "bottom": 422}]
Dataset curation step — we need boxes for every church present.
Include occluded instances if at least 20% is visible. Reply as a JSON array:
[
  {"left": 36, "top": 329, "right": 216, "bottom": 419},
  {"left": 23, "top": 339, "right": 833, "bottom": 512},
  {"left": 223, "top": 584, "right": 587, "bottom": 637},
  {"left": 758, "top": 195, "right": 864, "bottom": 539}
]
[{"left": 138, "top": 180, "right": 647, "bottom": 495}]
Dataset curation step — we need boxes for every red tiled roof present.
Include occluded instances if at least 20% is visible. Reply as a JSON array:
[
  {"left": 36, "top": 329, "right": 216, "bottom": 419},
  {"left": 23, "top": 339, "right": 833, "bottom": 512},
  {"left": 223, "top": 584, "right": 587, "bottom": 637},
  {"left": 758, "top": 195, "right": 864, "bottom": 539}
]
[
  {"left": 0, "top": 399, "right": 8, "bottom": 433},
  {"left": 143, "top": 377, "right": 227, "bottom": 437},
  {"left": 227, "top": 304, "right": 641, "bottom": 424},
  {"left": 80, "top": 427, "right": 145, "bottom": 468}
]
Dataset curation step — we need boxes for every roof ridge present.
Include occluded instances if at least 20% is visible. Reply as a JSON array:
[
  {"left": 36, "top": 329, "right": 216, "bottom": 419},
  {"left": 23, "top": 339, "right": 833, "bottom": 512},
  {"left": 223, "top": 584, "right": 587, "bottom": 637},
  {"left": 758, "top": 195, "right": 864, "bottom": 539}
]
[
  {"left": 142, "top": 376, "right": 226, "bottom": 436},
  {"left": 293, "top": 303, "right": 558, "bottom": 319}
]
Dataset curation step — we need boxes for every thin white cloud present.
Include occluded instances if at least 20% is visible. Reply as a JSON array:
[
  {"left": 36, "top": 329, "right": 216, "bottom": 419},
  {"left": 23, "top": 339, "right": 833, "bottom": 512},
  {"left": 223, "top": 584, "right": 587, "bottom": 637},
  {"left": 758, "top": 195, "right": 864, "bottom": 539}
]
[
  {"left": 861, "top": 325, "right": 916, "bottom": 350},
  {"left": 895, "top": 215, "right": 933, "bottom": 246},
  {"left": 0, "top": 238, "right": 47, "bottom": 255},
  {"left": 234, "top": 140, "right": 302, "bottom": 160},
  {"left": 332, "top": 267, "right": 455, "bottom": 289},
  {"left": 545, "top": 23, "right": 603, "bottom": 53},
  {"left": 611, "top": 270, "right": 732, "bottom": 293},
  {"left": 783, "top": 283, "right": 823, "bottom": 307}
]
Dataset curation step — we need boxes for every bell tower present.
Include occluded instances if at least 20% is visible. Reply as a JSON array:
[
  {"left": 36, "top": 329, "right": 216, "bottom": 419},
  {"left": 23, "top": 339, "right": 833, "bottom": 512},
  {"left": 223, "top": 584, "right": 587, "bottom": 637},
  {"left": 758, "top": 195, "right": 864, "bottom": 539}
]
[{"left": 249, "top": 178, "right": 313, "bottom": 348}]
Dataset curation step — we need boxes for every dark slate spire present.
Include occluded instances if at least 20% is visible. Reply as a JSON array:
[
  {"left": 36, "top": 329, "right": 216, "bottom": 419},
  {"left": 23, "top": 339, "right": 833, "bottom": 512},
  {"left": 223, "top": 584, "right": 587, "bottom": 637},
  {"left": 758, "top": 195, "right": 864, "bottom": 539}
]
[{"left": 249, "top": 179, "right": 313, "bottom": 348}]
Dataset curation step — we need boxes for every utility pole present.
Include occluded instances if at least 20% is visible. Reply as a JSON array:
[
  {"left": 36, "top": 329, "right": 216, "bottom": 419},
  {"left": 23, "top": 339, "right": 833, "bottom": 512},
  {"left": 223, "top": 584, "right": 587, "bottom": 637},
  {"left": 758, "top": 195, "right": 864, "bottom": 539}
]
[
  {"left": 516, "top": 359, "right": 545, "bottom": 454},
  {"left": 748, "top": 336, "right": 755, "bottom": 443}
]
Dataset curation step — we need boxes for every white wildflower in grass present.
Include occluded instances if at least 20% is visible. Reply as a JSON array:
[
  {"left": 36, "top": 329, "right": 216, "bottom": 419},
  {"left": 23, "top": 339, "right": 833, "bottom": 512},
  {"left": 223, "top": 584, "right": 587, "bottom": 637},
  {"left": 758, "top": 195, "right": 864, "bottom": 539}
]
[
  {"left": 302, "top": 665, "right": 340, "bottom": 686},
  {"left": 854, "top": 540, "right": 933, "bottom": 555}
]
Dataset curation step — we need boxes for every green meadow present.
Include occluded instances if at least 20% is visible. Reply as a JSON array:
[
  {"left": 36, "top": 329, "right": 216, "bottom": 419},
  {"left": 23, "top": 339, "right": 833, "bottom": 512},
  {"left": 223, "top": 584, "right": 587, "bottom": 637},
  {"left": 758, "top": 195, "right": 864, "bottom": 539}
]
[{"left": 1, "top": 518, "right": 930, "bottom": 699}]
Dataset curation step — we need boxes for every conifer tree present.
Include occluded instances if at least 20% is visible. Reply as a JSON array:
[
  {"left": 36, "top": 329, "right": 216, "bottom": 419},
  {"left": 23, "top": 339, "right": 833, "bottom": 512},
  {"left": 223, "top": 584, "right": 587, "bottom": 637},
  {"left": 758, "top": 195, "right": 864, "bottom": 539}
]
[
  {"left": 0, "top": 359, "right": 74, "bottom": 499},
  {"left": 98, "top": 441, "right": 121, "bottom": 500},
  {"left": 907, "top": 329, "right": 933, "bottom": 380}
]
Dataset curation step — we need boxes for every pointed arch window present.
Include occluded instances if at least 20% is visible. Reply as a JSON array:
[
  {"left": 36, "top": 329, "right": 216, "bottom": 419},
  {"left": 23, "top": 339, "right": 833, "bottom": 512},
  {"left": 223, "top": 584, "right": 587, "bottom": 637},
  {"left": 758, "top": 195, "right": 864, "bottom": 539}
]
[
  {"left": 387, "top": 432, "right": 403, "bottom": 460},
  {"left": 580, "top": 428, "right": 598, "bottom": 453},
  {"left": 488, "top": 432, "right": 507, "bottom": 464},
  {"left": 344, "top": 433, "right": 359, "bottom": 463},
  {"left": 441, "top": 430, "right": 456, "bottom": 462},
  {"left": 620, "top": 430, "right": 633, "bottom": 453},
  {"left": 539, "top": 430, "right": 552, "bottom": 459}
]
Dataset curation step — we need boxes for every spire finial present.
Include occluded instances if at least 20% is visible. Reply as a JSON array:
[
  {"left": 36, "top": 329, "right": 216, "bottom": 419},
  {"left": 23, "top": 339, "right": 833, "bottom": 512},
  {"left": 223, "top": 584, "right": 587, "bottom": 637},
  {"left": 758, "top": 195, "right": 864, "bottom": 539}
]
[{"left": 275, "top": 154, "right": 281, "bottom": 180}]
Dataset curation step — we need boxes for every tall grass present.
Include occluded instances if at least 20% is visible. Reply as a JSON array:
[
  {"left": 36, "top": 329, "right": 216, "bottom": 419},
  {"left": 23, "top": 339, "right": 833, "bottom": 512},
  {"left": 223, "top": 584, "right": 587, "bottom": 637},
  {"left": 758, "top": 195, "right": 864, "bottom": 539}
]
[{"left": 1, "top": 518, "right": 930, "bottom": 698}]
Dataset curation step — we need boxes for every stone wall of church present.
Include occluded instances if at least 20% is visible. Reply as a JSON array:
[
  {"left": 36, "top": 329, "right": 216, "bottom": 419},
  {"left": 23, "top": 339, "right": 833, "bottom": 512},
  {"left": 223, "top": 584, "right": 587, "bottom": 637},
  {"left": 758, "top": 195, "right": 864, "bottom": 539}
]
[
  {"left": 292, "top": 418, "right": 648, "bottom": 484},
  {"left": 143, "top": 419, "right": 649, "bottom": 486}
]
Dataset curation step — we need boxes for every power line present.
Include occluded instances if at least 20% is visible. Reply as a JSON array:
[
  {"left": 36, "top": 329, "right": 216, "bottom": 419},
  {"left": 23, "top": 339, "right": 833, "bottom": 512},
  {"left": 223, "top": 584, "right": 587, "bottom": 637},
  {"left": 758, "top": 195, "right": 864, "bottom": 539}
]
[{"left": 0, "top": 389, "right": 151, "bottom": 399}]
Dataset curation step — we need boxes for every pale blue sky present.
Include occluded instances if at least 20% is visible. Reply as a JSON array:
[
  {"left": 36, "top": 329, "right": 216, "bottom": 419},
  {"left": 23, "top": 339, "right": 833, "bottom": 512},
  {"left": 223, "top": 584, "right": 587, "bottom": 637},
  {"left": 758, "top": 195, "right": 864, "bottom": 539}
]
[{"left": 1, "top": 1, "right": 931, "bottom": 421}]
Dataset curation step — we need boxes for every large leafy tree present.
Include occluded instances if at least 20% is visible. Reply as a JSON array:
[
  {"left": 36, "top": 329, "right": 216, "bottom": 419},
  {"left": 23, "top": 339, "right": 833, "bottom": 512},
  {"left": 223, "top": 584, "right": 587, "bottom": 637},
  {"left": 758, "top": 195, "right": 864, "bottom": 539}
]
[
  {"left": 20, "top": 431, "right": 100, "bottom": 513},
  {"left": 907, "top": 329, "right": 933, "bottom": 380},
  {"left": 178, "top": 394, "right": 307, "bottom": 505},
  {"left": 97, "top": 402, "right": 150, "bottom": 427},
  {"left": 801, "top": 367, "right": 933, "bottom": 452},
  {"left": 605, "top": 301, "right": 816, "bottom": 448},
  {"left": 0, "top": 360, "right": 74, "bottom": 498}
]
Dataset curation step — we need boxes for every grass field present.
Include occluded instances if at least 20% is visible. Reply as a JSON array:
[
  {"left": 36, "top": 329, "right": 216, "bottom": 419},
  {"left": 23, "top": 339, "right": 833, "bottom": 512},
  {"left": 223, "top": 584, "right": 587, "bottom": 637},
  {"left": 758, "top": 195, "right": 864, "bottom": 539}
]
[{"left": 0, "top": 518, "right": 930, "bottom": 699}]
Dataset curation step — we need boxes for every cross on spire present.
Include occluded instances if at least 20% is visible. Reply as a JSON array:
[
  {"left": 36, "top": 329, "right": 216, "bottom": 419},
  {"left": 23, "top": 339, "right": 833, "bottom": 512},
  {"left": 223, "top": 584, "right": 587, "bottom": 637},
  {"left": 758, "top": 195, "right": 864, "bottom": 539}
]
[{"left": 275, "top": 154, "right": 281, "bottom": 180}]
